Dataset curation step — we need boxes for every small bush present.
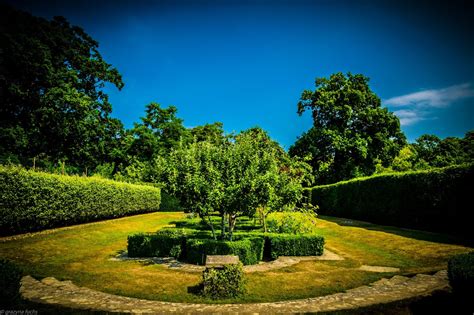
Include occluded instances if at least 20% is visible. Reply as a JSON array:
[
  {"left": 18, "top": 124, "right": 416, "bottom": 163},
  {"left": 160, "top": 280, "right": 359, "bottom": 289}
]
[
  {"left": 185, "top": 237, "right": 264, "bottom": 265},
  {"left": 127, "top": 229, "right": 187, "bottom": 258},
  {"left": 267, "top": 234, "right": 325, "bottom": 259},
  {"left": 267, "top": 211, "right": 317, "bottom": 234},
  {"left": 0, "top": 259, "right": 22, "bottom": 305},
  {"left": 448, "top": 251, "right": 474, "bottom": 295},
  {"left": 202, "top": 263, "right": 245, "bottom": 298},
  {"left": 0, "top": 165, "right": 161, "bottom": 235}
]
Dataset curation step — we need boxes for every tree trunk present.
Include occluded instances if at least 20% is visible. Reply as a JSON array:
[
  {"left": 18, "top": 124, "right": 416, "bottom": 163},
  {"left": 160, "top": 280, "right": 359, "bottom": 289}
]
[
  {"left": 220, "top": 212, "right": 226, "bottom": 240},
  {"left": 206, "top": 215, "right": 217, "bottom": 240},
  {"left": 263, "top": 215, "right": 267, "bottom": 233},
  {"left": 228, "top": 214, "right": 237, "bottom": 241}
]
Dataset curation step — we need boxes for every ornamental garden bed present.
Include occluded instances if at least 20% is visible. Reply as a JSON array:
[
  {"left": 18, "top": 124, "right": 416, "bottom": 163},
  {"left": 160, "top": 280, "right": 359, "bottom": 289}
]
[{"left": 127, "top": 228, "right": 325, "bottom": 266}]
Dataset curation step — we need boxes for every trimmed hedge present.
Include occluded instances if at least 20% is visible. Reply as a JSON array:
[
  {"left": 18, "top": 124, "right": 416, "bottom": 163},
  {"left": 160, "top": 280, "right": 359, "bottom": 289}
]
[
  {"left": 266, "top": 234, "right": 325, "bottom": 259},
  {"left": 448, "top": 251, "right": 474, "bottom": 295},
  {"left": 186, "top": 238, "right": 264, "bottom": 265},
  {"left": 308, "top": 164, "right": 473, "bottom": 237},
  {"left": 0, "top": 165, "right": 161, "bottom": 235},
  {"left": 128, "top": 229, "right": 187, "bottom": 258},
  {"left": 127, "top": 229, "right": 325, "bottom": 264},
  {"left": 202, "top": 263, "right": 245, "bottom": 298}
]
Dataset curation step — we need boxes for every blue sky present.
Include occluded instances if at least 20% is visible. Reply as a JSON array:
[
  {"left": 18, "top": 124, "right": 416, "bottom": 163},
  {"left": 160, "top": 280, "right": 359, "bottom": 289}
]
[{"left": 8, "top": 0, "right": 474, "bottom": 148}]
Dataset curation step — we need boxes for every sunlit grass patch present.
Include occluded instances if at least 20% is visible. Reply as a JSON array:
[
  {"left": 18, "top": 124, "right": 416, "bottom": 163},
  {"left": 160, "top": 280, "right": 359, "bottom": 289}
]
[{"left": 0, "top": 211, "right": 471, "bottom": 303}]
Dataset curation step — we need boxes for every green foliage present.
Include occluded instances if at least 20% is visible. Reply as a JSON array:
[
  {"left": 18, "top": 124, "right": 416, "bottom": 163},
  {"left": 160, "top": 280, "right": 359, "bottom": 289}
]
[
  {"left": 267, "top": 234, "right": 325, "bottom": 259},
  {"left": 290, "top": 72, "right": 406, "bottom": 184},
  {"left": 202, "top": 263, "right": 245, "bottom": 299},
  {"left": 126, "top": 103, "right": 188, "bottom": 161},
  {"left": 153, "top": 127, "right": 312, "bottom": 240},
  {"left": 186, "top": 237, "right": 264, "bottom": 265},
  {"left": 448, "top": 251, "right": 474, "bottom": 295},
  {"left": 309, "top": 164, "right": 473, "bottom": 237},
  {"left": 0, "top": 259, "right": 22, "bottom": 305},
  {"left": 159, "top": 192, "right": 184, "bottom": 211},
  {"left": 0, "top": 165, "right": 161, "bottom": 235},
  {"left": 0, "top": 5, "right": 124, "bottom": 169},
  {"left": 410, "top": 132, "right": 474, "bottom": 169},
  {"left": 127, "top": 229, "right": 187, "bottom": 258},
  {"left": 189, "top": 122, "right": 227, "bottom": 145},
  {"left": 266, "top": 210, "right": 318, "bottom": 234}
]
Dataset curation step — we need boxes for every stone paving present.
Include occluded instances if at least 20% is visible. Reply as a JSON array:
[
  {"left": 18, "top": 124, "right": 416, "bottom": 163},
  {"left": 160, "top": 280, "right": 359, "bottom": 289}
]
[
  {"left": 109, "top": 249, "right": 345, "bottom": 273},
  {"left": 20, "top": 270, "right": 449, "bottom": 314}
]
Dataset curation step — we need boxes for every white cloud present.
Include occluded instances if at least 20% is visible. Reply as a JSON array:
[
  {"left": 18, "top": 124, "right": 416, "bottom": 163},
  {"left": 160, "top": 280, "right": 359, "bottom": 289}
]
[
  {"left": 384, "top": 83, "right": 474, "bottom": 108},
  {"left": 393, "top": 109, "right": 421, "bottom": 126},
  {"left": 393, "top": 109, "right": 438, "bottom": 126}
]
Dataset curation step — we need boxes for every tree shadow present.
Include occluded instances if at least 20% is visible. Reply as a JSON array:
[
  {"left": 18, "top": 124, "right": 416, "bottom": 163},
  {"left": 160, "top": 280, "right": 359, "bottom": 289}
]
[{"left": 320, "top": 215, "right": 473, "bottom": 247}]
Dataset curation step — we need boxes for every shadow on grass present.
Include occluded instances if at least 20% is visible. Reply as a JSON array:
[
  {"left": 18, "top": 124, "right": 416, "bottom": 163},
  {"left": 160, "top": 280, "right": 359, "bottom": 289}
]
[{"left": 320, "top": 215, "right": 474, "bottom": 247}]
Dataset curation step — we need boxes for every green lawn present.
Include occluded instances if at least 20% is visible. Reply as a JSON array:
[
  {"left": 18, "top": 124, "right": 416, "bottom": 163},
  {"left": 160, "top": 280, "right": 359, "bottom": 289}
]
[{"left": 0, "top": 212, "right": 471, "bottom": 303}]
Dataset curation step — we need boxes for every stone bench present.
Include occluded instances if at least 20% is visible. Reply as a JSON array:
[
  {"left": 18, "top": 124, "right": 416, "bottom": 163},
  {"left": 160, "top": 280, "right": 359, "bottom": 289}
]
[{"left": 205, "top": 255, "right": 239, "bottom": 268}]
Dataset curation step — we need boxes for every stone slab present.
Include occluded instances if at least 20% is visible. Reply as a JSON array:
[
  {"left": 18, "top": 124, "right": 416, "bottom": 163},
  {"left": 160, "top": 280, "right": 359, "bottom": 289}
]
[{"left": 205, "top": 255, "right": 239, "bottom": 267}]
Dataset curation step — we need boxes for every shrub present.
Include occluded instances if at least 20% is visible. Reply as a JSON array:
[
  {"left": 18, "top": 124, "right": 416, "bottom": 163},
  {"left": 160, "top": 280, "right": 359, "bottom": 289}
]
[
  {"left": 448, "top": 251, "right": 474, "bottom": 295},
  {"left": 266, "top": 211, "right": 317, "bottom": 234},
  {"left": 309, "top": 164, "right": 473, "bottom": 237},
  {"left": 0, "top": 165, "right": 161, "bottom": 235},
  {"left": 267, "top": 234, "right": 325, "bottom": 259},
  {"left": 186, "top": 237, "right": 264, "bottom": 265},
  {"left": 0, "top": 259, "right": 22, "bottom": 305},
  {"left": 202, "top": 263, "right": 245, "bottom": 298},
  {"left": 127, "top": 229, "right": 187, "bottom": 258}
]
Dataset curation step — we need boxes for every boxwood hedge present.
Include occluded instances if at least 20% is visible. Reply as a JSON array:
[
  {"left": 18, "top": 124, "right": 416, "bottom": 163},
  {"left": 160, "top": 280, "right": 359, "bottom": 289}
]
[
  {"left": 0, "top": 165, "right": 161, "bottom": 235},
  {"left": 186, "top": 237, "right": 264, "bottom": 265},
  {"left": 128, "top": 229, "right": 187, "bottom": 258},
  {"left": 266, "top": 234, "right": 325, "bottom": 259},
  {"left": 308, "top": 164, "right": 473, "bottom": 237}
]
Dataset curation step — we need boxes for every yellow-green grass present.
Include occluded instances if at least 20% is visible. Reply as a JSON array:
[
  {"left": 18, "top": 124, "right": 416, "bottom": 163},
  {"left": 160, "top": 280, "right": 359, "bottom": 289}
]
[{"left": 0, "top": 212, "right": 471, "bottom": 303}]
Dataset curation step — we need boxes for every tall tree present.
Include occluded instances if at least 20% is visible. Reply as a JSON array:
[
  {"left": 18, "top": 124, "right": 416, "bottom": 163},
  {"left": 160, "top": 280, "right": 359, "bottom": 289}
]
[
  {"left": 289, "top": 72, "right": 406, "bottom": 183},
  {"left": 127, "top": 103, "right": 188, "bottom": 161},
  {"left": 189, "top": 122, "right": 227, "bottom": 145},
  {"left": 152, "top": 128, "right": 311, "bottom": 240},
  {"left": 0, "top": 5, "right": 124, "bottom": 169}
]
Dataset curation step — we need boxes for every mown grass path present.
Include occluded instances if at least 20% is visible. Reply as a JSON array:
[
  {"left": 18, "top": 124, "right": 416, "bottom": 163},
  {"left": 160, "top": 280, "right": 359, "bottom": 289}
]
[{"left": 0, "top": 212, "right": 471, "bottom": 303}]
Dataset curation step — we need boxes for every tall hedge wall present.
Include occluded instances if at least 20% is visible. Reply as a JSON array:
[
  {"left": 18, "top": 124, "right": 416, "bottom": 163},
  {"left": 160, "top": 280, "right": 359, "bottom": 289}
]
[
  {"left": 308, "top": 164, "right": 473, "bottom": 237},
  {"left": 0, "top": 165, "right": 161, "bottom": 235}
]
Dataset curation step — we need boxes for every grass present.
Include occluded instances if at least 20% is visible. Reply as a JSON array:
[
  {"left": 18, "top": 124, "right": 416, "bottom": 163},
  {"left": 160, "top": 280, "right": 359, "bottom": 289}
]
[{"left": 0, "top": 211, "right": 472, "bottom": 304}]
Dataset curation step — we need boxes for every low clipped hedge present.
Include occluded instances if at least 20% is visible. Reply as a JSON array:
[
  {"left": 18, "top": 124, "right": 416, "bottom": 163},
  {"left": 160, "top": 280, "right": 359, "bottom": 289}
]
[
  {"left": 0, "top": 165, "right": 161, "bottom": 235},
  {"left": 127, "top": 229, "right": 324, "bottom": 264},
  {"left": 448, "top": 251, "right": 474, "bottom": 296},
  {"left": 186, "top": 237, "right": 264, "bottom": 265},
  {"left": 266, "top": 234, "right": 325, "bottom": 259},
  {"left": 128, "top": 229, "right": 187, "bottom": 258},
  {"left": 308, "top": 164, "right": 473, "bottom": 237}
]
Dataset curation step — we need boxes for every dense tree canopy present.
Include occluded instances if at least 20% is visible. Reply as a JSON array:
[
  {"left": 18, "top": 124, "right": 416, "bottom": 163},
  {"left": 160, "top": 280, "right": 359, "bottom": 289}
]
[
  {"left": 0, "top": 5, "right": 124, "bottom": 169},
  {"left": 152, "top": 128, "right": 312, "bottom": 240},
  {"left": 1, "top": 5, "right": 471, "bottom": 192},
  {"left": 289, "top": 73, "right": 406, "bottom": 184}
]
